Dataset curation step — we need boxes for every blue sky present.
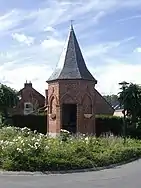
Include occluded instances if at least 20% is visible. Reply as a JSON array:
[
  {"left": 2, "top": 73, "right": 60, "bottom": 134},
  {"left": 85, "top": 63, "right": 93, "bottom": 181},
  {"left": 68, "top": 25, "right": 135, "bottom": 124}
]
[{"left": 0, "top": 0, "right": 141, "bottom": 95}]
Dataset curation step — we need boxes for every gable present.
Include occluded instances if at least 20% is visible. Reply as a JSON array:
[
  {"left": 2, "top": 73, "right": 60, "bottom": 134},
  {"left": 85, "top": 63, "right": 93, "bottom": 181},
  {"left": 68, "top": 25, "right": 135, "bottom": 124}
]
[{"left": 95, "top": 89, "right": 114, "bottom": 115}]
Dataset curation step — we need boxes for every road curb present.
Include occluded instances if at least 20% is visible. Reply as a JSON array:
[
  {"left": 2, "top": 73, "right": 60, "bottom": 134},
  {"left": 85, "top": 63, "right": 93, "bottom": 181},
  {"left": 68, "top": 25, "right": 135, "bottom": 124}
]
[{"left": 0, "top": 157, "right": 139, "bottom": 176}]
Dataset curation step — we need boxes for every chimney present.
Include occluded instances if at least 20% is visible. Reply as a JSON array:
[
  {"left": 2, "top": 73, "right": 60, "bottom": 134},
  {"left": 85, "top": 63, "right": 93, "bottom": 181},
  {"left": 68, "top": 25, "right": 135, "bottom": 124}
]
[{"left": 24, "top": 80, "right": 32, "bottom": 88}]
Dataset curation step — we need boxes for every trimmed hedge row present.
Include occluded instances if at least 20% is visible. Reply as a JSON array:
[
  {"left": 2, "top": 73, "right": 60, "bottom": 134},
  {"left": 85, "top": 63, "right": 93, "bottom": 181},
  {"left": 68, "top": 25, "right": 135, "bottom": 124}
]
[
  {"left": 6, "top": 114, "right": 141, "bottom": 138},
  {"left": 8, "top": 115, "right": 123, "bottom": 136},
  {"left": 95, "top": 115, "right": 123, "bottom": 136},
  {"left": 10, "top": 115, "right": 47, "bottom": 134}
]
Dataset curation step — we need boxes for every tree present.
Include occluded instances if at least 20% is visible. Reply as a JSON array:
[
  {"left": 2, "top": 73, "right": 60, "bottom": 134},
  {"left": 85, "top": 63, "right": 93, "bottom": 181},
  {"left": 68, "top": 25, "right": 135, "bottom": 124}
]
[
  {"left": 118, "top": 82, "right": 141, "bottom": 125},
  {"left": 103, "top": 94, "right": 119, "bottom": 107},
  {"left": 0, "top": 84, "right": 19, "bottom": 122}
]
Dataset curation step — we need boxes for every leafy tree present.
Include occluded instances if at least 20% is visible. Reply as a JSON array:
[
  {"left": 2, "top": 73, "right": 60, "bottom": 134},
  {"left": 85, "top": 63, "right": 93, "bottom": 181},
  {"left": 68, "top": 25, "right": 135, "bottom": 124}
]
[
  {"left": 118, "top": 83, "right": 141, "bottom": 125},
  {"left": 103, "top": 94, "right": 119, "bottom": 107},
  {"left": 0, "top": 84, "right": 19, "bottom": 122}
]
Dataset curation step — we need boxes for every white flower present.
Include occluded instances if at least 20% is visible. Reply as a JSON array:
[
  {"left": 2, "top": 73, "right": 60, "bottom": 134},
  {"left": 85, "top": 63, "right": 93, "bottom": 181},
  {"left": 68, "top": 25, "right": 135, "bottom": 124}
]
[
  {"left": 45, "top": 145, "right": 49, "bottom": 150},
  {"left": 34, "top": 142, "right": 39, "bottom": 149},
  {"left": 0, "top": 140, "right": 4, "bottom": 144},
  {"left": 17, "top": 148, "right": 22, "bottom": 153},
  {"left": 61, "top": 129, "right": 70, "bottom": 133}
]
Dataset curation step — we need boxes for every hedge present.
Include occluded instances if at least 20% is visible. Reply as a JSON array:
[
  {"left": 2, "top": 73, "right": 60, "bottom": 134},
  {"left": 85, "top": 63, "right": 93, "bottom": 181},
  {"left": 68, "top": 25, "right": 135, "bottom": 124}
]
[
  {"left": 95, "top": 115, "right": 123, "bottom": 136},
  {"left": 5, "top": 114, "right": 124, "bottom": 136},
  {"left": 9, "top": 115, "right": 47, "bottom": 134},
  {"left": 6, "top": 114, "right": 141, "bottom": 139}
]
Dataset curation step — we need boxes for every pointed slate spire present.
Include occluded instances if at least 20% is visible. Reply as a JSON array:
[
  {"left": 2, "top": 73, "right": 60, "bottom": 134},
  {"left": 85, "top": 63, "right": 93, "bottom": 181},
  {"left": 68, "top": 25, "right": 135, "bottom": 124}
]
[{"left": 47, "top": 25, "right": 97, "bottom": 84}]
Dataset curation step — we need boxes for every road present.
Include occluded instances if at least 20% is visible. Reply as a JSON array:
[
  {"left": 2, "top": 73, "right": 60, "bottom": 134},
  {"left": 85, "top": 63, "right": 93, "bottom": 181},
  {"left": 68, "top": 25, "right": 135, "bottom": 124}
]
[{"left": 0, "top": 159, "right": 141, "bottom": 188}]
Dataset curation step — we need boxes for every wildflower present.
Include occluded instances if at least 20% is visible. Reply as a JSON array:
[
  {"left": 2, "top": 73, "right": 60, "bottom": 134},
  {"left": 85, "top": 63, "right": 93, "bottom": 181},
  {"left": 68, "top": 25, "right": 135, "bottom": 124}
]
[
  {"left": 17, "top": 148, "right": 23, "bottom": 153},
  {"left": 45, "top": 145, "right": 49, "bottom": 150},
  {"left": 34, "top": 130, "right": 37, "bottom": 134},
  {"left": 34, "top": 142, "right": 39, "bottom": 149},
  {"left": 60, "top": 129, "right": 70, "bottom": 134}
]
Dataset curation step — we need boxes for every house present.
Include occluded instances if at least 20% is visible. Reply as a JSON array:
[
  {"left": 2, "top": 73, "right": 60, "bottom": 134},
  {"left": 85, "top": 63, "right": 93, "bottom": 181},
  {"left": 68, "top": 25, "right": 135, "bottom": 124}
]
[
  {"left": 114, "top": 109, "right": 124, "bottom": 117},
  {"left": 12, "top": 81, "right": 45, "bottom": 115}
]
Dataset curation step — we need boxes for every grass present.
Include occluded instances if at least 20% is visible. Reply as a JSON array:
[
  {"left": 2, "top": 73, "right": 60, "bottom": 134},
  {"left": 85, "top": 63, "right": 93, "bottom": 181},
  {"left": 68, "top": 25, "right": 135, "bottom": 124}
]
[{"left": 0, "top": 126, "right": 141, "bottom": 171}]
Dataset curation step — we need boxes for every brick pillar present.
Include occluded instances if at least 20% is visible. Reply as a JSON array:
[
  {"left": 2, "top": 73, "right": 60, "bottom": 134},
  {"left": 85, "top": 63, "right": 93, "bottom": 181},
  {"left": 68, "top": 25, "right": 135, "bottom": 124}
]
[
  {"left": 47, "top": 105, "right": 61, "bottom": 137},
  {"left": 77, "top": 104, "right": 83, "bottom": 133},
  {"left": 56, "top": 105, "right": 61, "bottom": 134},
  {"left": 92, "top": 102, "right": 96, "bottom": 135}
]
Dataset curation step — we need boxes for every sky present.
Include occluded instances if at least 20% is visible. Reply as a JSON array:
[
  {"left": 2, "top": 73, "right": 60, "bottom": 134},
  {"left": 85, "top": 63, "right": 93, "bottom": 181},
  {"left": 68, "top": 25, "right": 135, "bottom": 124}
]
[{"left": 0, "top": 0, "right": 141, "bottom": 96}]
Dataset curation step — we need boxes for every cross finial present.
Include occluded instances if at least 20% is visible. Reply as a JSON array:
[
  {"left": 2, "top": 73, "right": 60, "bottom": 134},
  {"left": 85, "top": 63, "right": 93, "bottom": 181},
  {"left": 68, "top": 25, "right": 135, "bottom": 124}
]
[{"left": 70, "top": 20, "right": 74, "bottom": 30}]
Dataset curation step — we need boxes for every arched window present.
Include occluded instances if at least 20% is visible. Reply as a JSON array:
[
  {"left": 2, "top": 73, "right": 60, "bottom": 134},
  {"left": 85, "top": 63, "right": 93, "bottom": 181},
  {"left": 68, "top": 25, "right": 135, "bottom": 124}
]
[{"left": 82, "top": 94, "right": 92, "bottom": 114}]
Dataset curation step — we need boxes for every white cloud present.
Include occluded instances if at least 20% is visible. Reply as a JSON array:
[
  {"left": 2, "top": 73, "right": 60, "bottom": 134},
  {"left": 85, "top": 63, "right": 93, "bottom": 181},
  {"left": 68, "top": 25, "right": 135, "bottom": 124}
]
[
  {"left": 41, "top": 38, "right": 64, "bottom": 49},
  {"left": 44, "top": 26, "right": 55, "bottom": 32},
  {"left": 117, "top": 15, "right": 141, "bottom": 22},
  {"left": 94, "top": 61, "right": 141, "bottom": 95},
  {"left": 0, "top": 63, "right": 52, "bottom": 95},
  {"left": 0, "top": 10, "right": 19, "bottom": 32},
  {"left": 134, "top": 47, "right": 141, "bottom": 53},
  {"left": 0, "top": 9, "right": 30, "bottom": 36},
  {"left": 12, "top": 33, "right": 34, "bottom": 46},
  {"left": 92, "top": 11, "right": 106, "bottom": 24},
  {"left": 0, "top": 0, "right": 141, "bottom": 35},
  {"left": 0, "top": 0, "right": 141, "bottom": 96},
  {"left": 85, "top": 37, "right": 135, "bottom": 58}
]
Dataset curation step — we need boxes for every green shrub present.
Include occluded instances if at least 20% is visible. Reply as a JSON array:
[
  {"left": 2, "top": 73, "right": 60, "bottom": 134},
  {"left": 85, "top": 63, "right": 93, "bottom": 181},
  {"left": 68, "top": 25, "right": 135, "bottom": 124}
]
[{"left": 0, "top": 126, "right": 141, "bottom": 171}]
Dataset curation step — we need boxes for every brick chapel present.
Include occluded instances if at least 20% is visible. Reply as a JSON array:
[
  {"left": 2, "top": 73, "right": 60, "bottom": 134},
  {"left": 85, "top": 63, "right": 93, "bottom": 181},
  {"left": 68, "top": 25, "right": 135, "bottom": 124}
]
[
  {"left": 12, "top": 25, "right": 114, "bottom": 135},
  {"left": 46, "top": 25, "right": 114, "bottom": 136}
]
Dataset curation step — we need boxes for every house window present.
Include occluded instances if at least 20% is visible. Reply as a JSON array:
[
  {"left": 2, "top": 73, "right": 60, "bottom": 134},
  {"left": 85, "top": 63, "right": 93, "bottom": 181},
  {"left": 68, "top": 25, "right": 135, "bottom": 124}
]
[
  {"left": 24, "top": 102, "right": 33, "bottom": 115},
  {"left": 25, "top": 104, "right": 30, "bottom": 108}
]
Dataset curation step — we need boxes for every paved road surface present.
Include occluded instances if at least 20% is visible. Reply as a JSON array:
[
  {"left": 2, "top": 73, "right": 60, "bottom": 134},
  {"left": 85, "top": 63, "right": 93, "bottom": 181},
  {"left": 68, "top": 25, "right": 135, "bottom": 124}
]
[{"left": 0, "top": 159, "right": 141, "bottom": 188}]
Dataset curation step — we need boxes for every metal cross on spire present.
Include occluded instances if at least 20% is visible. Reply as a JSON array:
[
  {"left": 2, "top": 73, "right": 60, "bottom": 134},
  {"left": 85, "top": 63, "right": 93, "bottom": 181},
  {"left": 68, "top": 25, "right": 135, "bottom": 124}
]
[{"left": 70, "top": 19, "right": 74, "bottom": 30}]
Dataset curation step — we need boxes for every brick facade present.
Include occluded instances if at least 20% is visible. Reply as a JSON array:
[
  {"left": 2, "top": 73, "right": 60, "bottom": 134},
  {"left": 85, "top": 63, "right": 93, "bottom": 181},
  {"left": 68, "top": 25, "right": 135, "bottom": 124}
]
[
  {"left": 12, "top": 82, "right": 45, "bottom": 115},
  {"left": 95, "top": 89, "right": 114, "bottom": 115},
  {"left": 47, "top": 80, "right": 96, "bottom": 135},
  {"left": 46, "top": 26, "right": 114, "bottom": 135}
]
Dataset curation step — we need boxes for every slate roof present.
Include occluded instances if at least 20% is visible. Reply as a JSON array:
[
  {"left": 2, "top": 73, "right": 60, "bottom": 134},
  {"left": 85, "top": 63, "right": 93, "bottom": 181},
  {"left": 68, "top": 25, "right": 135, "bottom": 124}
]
[{"left": 47, "top": 25, "right": 97, "bottom": 83}]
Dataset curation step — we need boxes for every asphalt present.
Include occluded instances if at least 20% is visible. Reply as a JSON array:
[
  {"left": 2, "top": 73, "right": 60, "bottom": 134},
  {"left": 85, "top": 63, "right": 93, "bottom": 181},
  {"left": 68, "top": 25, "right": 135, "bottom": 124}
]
[{"left": 0, "top": 159, "right": 141, "bottom": 188}]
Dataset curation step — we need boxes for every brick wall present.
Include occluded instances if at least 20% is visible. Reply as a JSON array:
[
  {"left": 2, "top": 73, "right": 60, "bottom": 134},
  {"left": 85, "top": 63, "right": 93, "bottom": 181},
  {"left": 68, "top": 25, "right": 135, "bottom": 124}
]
[
  {"left": 13, "top": 83, "right": 45, "bottom": 115},
  {"left": 47, "top": 80, "right": 96, "bottom": 135},
  {"left": 95, "top": 89, "right": 114, "bottom": 115}
]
